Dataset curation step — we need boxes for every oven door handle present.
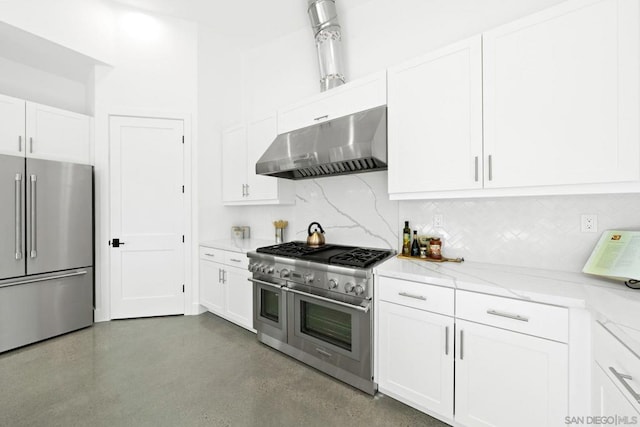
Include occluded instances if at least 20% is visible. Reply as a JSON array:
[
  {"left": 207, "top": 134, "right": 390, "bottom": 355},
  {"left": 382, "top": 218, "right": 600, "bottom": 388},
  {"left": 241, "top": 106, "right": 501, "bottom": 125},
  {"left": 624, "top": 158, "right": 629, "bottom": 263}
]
[
  {"left": 284, "top": 287, "right": 371, "bottom": 313},
  {"left": 247, "top": 278, "right": 284, "bottom": 291}
]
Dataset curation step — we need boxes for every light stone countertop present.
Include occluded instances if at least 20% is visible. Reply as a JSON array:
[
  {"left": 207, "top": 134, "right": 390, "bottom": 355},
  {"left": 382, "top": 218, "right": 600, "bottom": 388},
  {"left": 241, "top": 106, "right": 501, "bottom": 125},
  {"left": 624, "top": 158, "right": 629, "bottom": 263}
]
[
  {"left": 375, "top": 256, "right": 640, "bottom": 355},
  {"left": 200, "top": 238, "right": 275, "bottom": 254}
]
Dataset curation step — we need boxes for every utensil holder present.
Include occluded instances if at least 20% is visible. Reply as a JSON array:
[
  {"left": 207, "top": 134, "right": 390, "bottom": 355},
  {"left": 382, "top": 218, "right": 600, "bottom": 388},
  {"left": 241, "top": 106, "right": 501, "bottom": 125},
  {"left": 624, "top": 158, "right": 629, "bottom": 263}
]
[{"left": 275, "top": 228, "right": 284, "bottom": 244}]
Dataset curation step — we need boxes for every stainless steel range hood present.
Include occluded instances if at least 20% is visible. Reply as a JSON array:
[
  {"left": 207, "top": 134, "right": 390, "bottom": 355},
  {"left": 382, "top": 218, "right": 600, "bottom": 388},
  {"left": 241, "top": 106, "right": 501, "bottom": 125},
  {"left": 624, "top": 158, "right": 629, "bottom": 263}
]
[{"left": 255, "top": 106, "right": 387, "bottom": 180}]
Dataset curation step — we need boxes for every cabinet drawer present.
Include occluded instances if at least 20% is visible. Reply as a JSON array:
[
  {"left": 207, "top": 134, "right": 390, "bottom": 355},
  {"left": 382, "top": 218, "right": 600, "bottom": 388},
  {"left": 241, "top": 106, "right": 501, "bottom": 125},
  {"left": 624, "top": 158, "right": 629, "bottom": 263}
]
[
  {"left": 377, "top": 276, "right": 454, "bottom": 316},
  {"left": 199, "top": 247, "right": 224, "bottom": 262},
  {"left": 594, "top": 321, "right": 640, "bottom": 412},
  {"left": 277, "top": 72, "right": 386, "bottom": 134},
  {"left": 224, "top": 252, "right": 248, "bottom": 269},
  {"left": 456, "top": 290, "right": 568, "bottom": 342}
]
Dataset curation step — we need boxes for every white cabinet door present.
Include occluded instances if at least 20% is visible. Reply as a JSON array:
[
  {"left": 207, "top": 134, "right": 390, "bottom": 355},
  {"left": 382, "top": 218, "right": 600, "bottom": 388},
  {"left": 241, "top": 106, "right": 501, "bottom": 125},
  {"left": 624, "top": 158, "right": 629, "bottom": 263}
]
[
  {"left": 199, "top": 259, "right": 224, "bottom": 314},
  {"left": 388, "top": 35, "right": 483, "bottom": 195},
  {"left": 25, "top": 102, "right": 91, "bottom": 164},
  {"left": 223, "top": 265, "right": 253, "bottom": 330},
  {"left": 221, "top": 125, "right": 247, "bottom": 203},
  {"left": 593, "top": 362, "right": 640, "bottom": 420},
  {"left": 0, "top": 94, "right": 25, "bottom": 157},
  {"left": 455, "top": 319, "right": 568, "bottom": 427},
  {"left": 246, "top": 115, "right": 279, "bottom": 201},
  {"left": 377, "top": 301, "right": 454, "bottom": 419},
  {"left": 483, "top": 0, "right": 640, "bottom": 188}
]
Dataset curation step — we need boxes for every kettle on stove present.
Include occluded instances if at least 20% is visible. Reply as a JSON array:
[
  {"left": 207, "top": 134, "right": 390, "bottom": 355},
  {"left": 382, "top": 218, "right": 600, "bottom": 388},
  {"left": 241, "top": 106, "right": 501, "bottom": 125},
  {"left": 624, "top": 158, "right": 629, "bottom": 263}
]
[{"left": 306, "top": 222, "right": 325, "bottom": 247}]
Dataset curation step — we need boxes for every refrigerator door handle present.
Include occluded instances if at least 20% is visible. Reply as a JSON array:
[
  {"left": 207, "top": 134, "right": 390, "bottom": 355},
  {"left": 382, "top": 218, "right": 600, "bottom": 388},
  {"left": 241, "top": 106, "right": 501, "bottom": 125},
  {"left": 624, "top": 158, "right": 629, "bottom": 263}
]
[
  {"left": 0, "top": 270, "right": 88, "bottom": 289},
  {"left": 30, "top": 174, "right": 37, "bottom": 259},
  {"left": 15, "top": 173, "right": 22, "bottom": 260}
]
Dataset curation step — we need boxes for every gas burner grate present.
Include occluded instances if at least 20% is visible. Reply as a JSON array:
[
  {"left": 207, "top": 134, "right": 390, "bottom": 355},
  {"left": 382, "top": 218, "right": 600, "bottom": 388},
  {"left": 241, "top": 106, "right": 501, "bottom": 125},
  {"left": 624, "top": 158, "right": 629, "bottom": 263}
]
[
  {"left": 256, "top": 241, "right": 327, "bottom": 258},
  {"left": 329, "top": 248, "right": 394, "bottom": 268}
]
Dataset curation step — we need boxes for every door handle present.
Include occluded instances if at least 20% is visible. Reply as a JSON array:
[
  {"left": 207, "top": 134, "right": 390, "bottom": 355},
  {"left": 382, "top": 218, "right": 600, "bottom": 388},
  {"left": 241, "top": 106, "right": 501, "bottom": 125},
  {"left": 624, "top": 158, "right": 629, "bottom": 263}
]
[
  {"left": 245, "top": 184, "right": 249, "bottom": 197},
  {"left": 487, "top": 154, "right": 493, "bottom": 181},
  {"left": 15, "top": 173, "right": 23, "bottom": 260},
  {"left": 218, "top": 268, "right": 222, "bottom": 283},
  {"left": 0, "top": 270, "right": 88, "bottom": 289},
  {"left": 29, "top": 174, "right": 37, "bottom": 258},
  {"left": 18, "top": 135, "right": 22, "bottom": 152},
  {"left": 110, "top": 238, "right": 125, "bottom": 248},
  {"left": 460, "top": 329, "right": 464, "bottom": 360},
  {"left": 474, "top": 156, "right": 479, "bottom": 182},
  {"left": 29, "top": 137, "right": 33, "bottom": 154},
  {"left": 609, "top": 367, "right": 640, "bottom": 403}
]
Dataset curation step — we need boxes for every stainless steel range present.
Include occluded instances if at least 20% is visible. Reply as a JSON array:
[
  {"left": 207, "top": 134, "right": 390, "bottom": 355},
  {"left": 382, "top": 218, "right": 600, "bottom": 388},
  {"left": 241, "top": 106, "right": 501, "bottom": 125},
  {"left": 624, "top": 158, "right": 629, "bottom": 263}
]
[{"left": 247, "top": 241, "right": 394, "bottom": 395}]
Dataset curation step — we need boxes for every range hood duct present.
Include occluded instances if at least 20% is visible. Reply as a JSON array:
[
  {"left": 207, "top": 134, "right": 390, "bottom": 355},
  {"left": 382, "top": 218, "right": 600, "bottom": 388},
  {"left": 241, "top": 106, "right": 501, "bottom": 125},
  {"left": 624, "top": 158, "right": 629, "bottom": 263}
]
[
  {"left": 255, "top": 106, "right": 387, "bottom": 180},
  {"left": 308, "top": 0, "right": 345, "bottom": 91}
]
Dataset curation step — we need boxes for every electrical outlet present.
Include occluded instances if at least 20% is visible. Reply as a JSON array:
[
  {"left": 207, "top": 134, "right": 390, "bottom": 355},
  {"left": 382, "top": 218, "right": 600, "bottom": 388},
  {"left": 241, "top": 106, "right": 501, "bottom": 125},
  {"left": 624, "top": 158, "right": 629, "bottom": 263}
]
[
  {"left": 434, "top": 214, "right": 443, "bottom": 228},
  {"left": 581, "top": 214, "right": 598, "bottom": 233}
]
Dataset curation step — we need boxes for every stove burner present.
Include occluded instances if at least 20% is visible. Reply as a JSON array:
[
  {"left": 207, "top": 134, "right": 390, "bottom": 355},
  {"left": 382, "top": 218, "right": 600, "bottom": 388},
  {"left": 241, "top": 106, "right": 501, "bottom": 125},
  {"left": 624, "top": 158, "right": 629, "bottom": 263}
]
[
  {"left": 256, "top": 241, "right": 394, "bottom": 269},
  {"left": 329, "top": 248, "right": 393, "bottom": 268}
]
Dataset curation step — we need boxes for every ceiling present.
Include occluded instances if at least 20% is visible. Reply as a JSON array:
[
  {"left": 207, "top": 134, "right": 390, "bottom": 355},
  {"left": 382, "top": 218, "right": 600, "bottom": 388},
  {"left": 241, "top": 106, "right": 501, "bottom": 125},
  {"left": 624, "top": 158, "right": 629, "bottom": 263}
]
[{"left": 111, "top": 0, "right": 372, "bottom": 39}]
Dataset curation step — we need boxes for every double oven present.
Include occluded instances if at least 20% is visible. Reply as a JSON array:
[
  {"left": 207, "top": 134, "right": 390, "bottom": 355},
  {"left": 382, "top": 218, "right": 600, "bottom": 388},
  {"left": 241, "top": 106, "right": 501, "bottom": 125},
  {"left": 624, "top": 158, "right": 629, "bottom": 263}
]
[{"left": 248, "top": 242, "right": 393, "bottom": 395}]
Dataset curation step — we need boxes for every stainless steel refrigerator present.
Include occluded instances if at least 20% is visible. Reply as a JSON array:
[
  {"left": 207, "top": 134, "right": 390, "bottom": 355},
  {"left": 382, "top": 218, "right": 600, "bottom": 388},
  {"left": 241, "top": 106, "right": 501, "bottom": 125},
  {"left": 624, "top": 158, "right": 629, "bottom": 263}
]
[{"left": 0, "top": 154, "right": 93, "bottom": 353}]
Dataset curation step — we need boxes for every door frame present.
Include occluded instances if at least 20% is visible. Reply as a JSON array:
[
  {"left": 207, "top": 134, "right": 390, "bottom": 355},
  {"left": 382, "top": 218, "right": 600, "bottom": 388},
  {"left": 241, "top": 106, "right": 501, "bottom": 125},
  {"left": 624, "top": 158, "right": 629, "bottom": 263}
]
[{"left": 94, "top": 107, "right": 198, "bottom": 321}]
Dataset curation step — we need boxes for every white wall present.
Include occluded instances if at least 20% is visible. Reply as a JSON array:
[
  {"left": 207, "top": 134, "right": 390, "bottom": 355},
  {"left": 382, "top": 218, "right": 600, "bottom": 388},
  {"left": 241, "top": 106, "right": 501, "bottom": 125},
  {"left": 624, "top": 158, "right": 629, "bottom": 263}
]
[{"left": 201, "top": 0, "right": 640, "bottom": 273}]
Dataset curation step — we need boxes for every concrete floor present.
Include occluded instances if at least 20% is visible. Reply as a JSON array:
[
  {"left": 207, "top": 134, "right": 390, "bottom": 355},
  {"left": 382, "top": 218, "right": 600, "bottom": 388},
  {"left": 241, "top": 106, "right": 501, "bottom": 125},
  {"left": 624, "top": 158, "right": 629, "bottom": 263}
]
[{"left": 0, "top": 312, "right": 450, "bottom": 427}]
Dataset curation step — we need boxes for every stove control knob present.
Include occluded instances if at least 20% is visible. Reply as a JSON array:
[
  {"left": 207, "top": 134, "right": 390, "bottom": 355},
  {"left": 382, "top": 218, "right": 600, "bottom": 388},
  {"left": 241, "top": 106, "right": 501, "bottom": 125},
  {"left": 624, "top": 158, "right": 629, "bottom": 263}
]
[
  {"left": 304, "top": 273, "right": 314, "bottom": 284},
  {"left": 248, "top": 263, "right": 256, "bottom": 272},
  {"left": 280, "top": 269, "right": 290, "bottom": 279},
  {"left": 344, "top": 282, "right": 355, "bottom": 293},
  {"left": 328, "top": 279, "right": 338, "bottom": 290},
  {"left": 353, "top": 284, "right": 365, "bottom": 296},
  {"left": 266, "top": 266, "right": 274, "bottom": 274},
  {"left": 260, "top": 265, "right": 268, "bottom": 273}
]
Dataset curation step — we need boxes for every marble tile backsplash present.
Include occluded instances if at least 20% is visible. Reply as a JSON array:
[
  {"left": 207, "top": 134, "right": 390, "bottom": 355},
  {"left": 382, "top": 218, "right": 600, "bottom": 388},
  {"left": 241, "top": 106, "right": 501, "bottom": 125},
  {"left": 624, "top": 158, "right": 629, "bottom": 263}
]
[{"left": 222, "top": 172, "right": 640, "bottom": 273}]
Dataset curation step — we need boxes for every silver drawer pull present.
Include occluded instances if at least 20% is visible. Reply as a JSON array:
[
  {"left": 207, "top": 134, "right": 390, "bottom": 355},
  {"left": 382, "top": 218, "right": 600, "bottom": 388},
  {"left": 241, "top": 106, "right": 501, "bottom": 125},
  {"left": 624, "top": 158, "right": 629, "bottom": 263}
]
[
  {"left": 313, "top": 115, "right": 329, "bottom": 121},
  {"left": 609, "top": 367, "right": 640, "bottom": 403},
  {"left": 398, "top": 292, "right": 427, "bottom": 301},
  {"left": 204, "top": 253, "right": 215, "bottom": 257},
  {"left": 487, "top": 309, "right": 529, "bottom": 322},
  {"left": 229, "top": 258, "right": 242, "bottom": 263}
]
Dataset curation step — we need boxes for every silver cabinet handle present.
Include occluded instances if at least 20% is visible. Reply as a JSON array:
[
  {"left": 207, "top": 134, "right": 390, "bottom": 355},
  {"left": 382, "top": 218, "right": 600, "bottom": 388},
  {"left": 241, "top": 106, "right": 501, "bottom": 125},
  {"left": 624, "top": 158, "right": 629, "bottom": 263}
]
[
  {"left": 218, "top": 268, "right": 222, "bottom": 283},
  {"left": 487, "top": 309, "right": 529, "bottom": 322},
  {"left": 609, "top": 367, "right": 640, "bottom": 403},
  {"left": 445, "top": 326, "right": 449, "bottom": 356},
  {"left": 316, "top": 347, "right": 332, "bottom": 357},
  {"left": 488, "top": 154, "right": 493, "bottom": 181},
  {"left": 460, "top": 329, "right": 464, "bottom": 360},
  {"left": 474, "top": 156, "right": 479, "bottom": 182},
  {"left": 204, "top": 253, "right": 215, "bottom": 257},
  {"left": 284, "top": 286, "right": 371, "bottom": 313},
  {"left": 18, "top": 135, "right": 22, "bottom": 152},
  {"left": 14, "top": 173, "right": 22, "bottom": 260},
  {"left": 29, "top": 137, "right": 33, "bottom": 153},
  {"left": 229, "top": 258, "right": 242, "bottom": 263},
  {"left": 313, "top": 115, "right": 329, "bottom": 121},
  {"left": 29, "top": 174, "right": 37, "bottom": 258},
  {"left": 245, "top": 184, "right": 249, "bottom": 197},
  {"left": 223, "top": 270, "right": 227, "bottom": 284},
  {"left": 398, "top": 292, "right": 427, "bottom": 301}
]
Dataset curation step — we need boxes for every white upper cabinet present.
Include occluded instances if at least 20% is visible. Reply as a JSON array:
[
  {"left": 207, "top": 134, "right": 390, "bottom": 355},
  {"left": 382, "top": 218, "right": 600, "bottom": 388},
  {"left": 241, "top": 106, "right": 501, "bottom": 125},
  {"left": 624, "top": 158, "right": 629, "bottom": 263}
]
[
  {"left": 483, "top": 0, "right": 639, "bottom": 189},
  {"left": 388, "top": 36, "right": 483, "bottom": 196},
  {"left": 25, "top": 102, "right": 91, "bottom": 164},
  {"left": 221, "top": 114, "right": 295, "bottom": 205},
  {"left": 221, "top": 125, "right": 247, "bottom": 203},
  {"left": 277, "top": 71, "right": 386, "bottom": 134},
  {"left": 0, "top": 93, "right": 26, "bottom": 157}
]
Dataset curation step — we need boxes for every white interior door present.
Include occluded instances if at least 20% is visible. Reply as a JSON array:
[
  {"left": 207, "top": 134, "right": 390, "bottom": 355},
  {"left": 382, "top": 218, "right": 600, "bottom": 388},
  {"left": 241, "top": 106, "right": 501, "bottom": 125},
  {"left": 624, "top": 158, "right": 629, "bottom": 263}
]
[{"left": 110, "top": 116, "right": 185, "bottom": 319}]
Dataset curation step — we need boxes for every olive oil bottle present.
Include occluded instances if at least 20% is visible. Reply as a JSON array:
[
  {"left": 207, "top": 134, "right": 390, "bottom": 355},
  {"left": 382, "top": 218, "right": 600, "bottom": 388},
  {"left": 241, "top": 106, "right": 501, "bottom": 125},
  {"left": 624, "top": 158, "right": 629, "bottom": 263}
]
[{"left": 402, "top": 221, "right": 411, "bottom": 255}]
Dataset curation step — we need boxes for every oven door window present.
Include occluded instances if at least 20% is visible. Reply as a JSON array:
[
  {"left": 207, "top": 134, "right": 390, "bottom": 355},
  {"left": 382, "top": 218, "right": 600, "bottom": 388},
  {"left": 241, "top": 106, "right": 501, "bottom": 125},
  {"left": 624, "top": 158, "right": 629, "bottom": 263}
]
[
  {"left": 301, "top": 301, "right": 352, "bottom": 351},
  {"left": 260, "top": 288, "right": 280, "bottom": 323}
]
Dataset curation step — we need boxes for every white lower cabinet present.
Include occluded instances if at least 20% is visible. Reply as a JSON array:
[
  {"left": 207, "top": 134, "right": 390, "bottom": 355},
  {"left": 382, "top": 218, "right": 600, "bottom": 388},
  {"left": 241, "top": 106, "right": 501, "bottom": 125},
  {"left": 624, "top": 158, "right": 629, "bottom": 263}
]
[
  {"left": 199, "top": 247, "right": 253, "bottom": 331},
  {"left": 378, "top": 301, "right": 454, "bottom": 420},
  {"left": 454, "top": 319, "right": 568, "bottom": 427},
  {"left": 375, "top": 275, "right": 569, "bottom": 427}
]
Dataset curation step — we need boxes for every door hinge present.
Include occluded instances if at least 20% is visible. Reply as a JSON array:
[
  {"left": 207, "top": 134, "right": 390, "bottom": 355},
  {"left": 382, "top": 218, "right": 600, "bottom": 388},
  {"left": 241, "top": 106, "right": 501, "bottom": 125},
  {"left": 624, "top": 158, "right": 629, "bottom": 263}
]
[
  {"left": 182, "top": 185, "right": 184, "bottom": 193},
  {"left": 182, "top": 235, "right": 185, "bottom": 243},
  {"left": 182, "top": 135, "right": 184, "bottom": 144},
  {"left": 182, "top": 284, "right": 185, "bottom": 293}
]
